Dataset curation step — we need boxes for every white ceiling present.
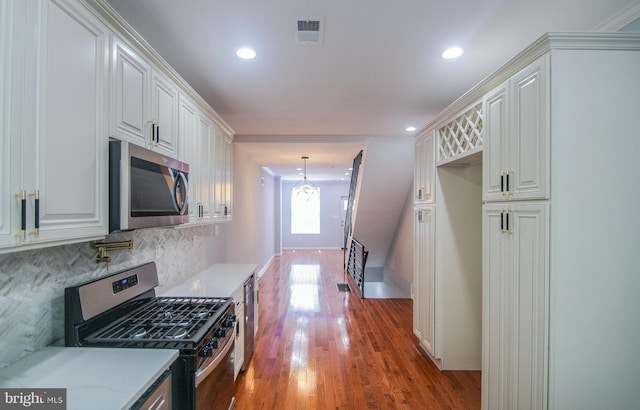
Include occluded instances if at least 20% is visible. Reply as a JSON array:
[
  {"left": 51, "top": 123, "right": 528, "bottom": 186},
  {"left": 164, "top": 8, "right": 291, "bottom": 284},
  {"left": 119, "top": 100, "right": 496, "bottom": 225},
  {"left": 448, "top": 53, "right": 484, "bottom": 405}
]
[{"left": 104, "top": 0, "right": 640, "bottom": 181}]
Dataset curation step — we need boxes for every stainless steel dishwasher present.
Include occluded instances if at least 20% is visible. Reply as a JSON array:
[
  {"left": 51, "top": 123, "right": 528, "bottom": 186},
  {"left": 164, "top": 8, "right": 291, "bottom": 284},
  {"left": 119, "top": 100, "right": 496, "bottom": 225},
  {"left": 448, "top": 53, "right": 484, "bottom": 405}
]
[{"left": 242, "top": 275, "right": 255, "bottom": 371}]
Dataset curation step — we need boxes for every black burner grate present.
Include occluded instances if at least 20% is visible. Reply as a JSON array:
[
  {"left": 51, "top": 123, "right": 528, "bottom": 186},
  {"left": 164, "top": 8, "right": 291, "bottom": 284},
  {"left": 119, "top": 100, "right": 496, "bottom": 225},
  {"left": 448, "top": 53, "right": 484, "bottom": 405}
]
[{"left": 84, "top": 297, "right": 230, "bottom": 345}]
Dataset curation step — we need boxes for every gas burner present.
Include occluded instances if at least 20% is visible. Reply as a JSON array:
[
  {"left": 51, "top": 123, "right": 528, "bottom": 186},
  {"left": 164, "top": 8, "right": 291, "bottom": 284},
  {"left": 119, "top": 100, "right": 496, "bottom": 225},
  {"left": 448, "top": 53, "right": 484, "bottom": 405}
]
[
  {"left": 152, "top": 320, "right": 192, "bottom": 328},
  {"left": 159, "top": 311, "right": 175, "bottom": 319},
  {"left": 193, "top": 308, "right": 209, "bottom": 319},
  {"left": 165, "top": 328, "right": 188, "bottom": 339},
  {"left": 131, "top": 327, "right": 147, "bottom": 339}
]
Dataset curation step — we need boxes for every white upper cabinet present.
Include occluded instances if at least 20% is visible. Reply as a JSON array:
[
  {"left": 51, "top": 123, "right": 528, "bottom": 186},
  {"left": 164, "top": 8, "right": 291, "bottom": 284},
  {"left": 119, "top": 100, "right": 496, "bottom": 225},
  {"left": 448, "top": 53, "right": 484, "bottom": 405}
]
[
  {"left": 1, "top": 0, "right": 108, "bottom": 252},
  {"left": 0, "top": 0, "right": 18, "bottom": 248},
  {"left": 483, "top": 55, "right": 549, "bottom": 202},
  {"left": 179, "top": 93, "right": 216, "bottom": 224},
  {"left": 197, "top": 113, "right": 215, "bottom": 221},
  {"left": 414, "top": 133, "right": 434, "bottom": 204},
  {"left": 110, "top": 35, "right": 178, "bottom": 157},
  {"left": 109, "top": 35, "right": 150, "bottom": 147},
  {"left": 213, "top": 130, "right": 233, "bottom": 219},
  {"left": 150, "top": 69, "right": 179, "bottom": 156}
]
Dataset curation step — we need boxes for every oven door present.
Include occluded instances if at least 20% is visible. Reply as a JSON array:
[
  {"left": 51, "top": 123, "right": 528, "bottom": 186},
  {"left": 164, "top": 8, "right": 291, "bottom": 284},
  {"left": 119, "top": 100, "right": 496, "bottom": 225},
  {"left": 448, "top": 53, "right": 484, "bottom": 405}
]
[{"left": 195, "top": 333, "right": 235, "bottom": 410}]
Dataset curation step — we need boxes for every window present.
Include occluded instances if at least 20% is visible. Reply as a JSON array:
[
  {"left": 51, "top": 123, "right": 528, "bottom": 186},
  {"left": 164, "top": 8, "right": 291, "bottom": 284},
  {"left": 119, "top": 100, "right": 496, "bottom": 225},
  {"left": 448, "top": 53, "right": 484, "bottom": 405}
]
[{"left": 291, "top": 187, "right": 320, "bottom": 234}]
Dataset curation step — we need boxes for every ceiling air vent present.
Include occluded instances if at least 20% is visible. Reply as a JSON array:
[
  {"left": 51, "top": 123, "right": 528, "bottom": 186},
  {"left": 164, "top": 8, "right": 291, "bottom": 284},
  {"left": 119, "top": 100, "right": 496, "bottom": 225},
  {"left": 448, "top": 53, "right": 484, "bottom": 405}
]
[{"left": 295, "top": 18, "right": 325, "bottom": 44}]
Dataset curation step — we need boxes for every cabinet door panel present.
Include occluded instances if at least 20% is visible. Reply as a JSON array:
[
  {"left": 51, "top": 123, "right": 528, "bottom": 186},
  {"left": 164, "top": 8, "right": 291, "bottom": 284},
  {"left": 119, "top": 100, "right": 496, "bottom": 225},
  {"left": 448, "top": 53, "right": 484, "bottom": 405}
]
[
  {"left": 110, "top": 36, "right": 149, "bottom": 145},
  {"left": 197, "top": 115, "right": 214, "bottom": 219},
  {"left": 179, "top": 95, "right": 199, "bottom": 219},
  {"left": 482, "top": 205, "right": 510, "bottom": 410},
  {"left": 224, "top": 136, "right": 233, "bottom": 217},
  {"left": 512, "top": 205, "right": 547, "bottom": 410},
  {"left": 36, "top": 0, "right": 108, "bottom": 240},
  {"left": 414, "top": 135, "right": 434, "bottom": 203},
  {"left": 0, "top": 0, "right": 19, "bottom": 247},
  {"left": 483, "top": 203, "right": 548, "bottom": 410},
  {"left": 151, "top": 71, "right": 179, "bottom": 156},
  {"left": 512, "top": 57, "right": 548, "bottom": 200},
  {"left": 414, "top": 206, "right": 435, "bottom": 356},
  {"left": 483, "top": 83, "right": 509, "bottom": 202}
]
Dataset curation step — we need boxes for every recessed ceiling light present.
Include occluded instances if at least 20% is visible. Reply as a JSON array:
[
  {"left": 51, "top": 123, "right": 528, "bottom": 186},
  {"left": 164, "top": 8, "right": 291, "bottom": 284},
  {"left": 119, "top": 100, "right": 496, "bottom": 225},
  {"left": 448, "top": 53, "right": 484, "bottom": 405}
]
[
  {"left": 405, "top": 126, "right": 417, "bottom": 132},
  {"left": 236, "top": 47, "right": 256, "bottom": 59},
  {"left": 442, "top": 47, "right": 463, "bottom": 59}
]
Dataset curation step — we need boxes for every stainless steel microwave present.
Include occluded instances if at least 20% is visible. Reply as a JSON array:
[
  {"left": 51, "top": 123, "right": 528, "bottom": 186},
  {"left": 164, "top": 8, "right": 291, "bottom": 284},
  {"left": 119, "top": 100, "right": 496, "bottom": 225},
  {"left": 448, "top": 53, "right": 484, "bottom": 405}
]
[{"left": 109, "top": 140, "right": 189, "bottom": 232}]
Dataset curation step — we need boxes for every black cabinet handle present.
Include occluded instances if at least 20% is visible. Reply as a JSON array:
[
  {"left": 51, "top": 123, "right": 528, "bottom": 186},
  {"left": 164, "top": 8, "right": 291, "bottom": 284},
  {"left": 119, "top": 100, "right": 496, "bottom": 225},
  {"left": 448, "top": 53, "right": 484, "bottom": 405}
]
[
  {"left": 500, "top": 212, "right": 504, "bottom": 231},
  {"left": 500, "top": 174, "right": 504, "bottom": 192},
  {"left": 156, "top": 125, "right": 159, "bottom": 143},
  {"left": 505, "top": 173, "right": 510, "bottom": 193},
  {"left": 20, "top": 191, "right": 26, "bottom": 234},
  {"left": 34, "top": 190, "right": 40, "bottom": 232},
  {"left": 505, "top": 212, "right": 510, "bottom": 231}
]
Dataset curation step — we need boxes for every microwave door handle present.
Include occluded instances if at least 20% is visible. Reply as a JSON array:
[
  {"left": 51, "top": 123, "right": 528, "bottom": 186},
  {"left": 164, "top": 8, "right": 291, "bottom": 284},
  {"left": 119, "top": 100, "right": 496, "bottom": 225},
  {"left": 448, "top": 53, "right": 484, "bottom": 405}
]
[{"left": 172, "top": 172, "right": 188, "bottom": 215}]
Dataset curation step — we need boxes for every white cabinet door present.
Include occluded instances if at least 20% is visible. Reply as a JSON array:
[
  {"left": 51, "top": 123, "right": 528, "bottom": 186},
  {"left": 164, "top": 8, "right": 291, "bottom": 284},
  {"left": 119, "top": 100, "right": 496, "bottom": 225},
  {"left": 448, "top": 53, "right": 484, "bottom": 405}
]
[
  {"left": 150, "top": 70, "right": 179, "bottom": 157},
  {"left": 414, "top": 134, "right": 434, "bottom": 203},
  {"left": 483, "top": 56, "right": 549, "bottom": 202},
  {"left": 511, "top": 57, "right": 548, "bottom": 200},
  {"left": 0, "top": 0, "right": 108, "bottom": 253},
  {"left": 0, "top": 0, "right": 20, "bottom": 248},
  {"left": 482, "top": 81, "right": 509, "bottom": 202},
  {"left": 179, "top": 94, "right": 219, "bottom": 225},
  {"left": 110, "top": 35, "right": 150, "bottom": 147},
  {"left": 224, "top": 136, "right": 233, "bottom": 218},
  {"left": 178, "top": 94, "right": 199, "bottom": 220},
  {"left": 32, "top": 0, "right": 109, "bottom": 244},
  {"left": 413, "top": 206, "right": 435, "bottom": 356},
  {"left": 197, "top": 113, "right": 215, "bottom": 221},
  {"left": 213, "top": 131, "right": 233, "bottom": 219},
  {"left": 110, "top": 35, "right": 178, "bottom": 157},
  {"left": 482, "top": 202, "right": 548, "bottom": 410}
]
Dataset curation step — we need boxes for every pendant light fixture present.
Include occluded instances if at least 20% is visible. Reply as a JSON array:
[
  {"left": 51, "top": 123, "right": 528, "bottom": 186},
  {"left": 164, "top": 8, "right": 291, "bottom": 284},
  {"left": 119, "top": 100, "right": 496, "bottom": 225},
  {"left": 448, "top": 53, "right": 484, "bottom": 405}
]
[{"left": 292, "top": 156, "right": 318, "bottom": 200}]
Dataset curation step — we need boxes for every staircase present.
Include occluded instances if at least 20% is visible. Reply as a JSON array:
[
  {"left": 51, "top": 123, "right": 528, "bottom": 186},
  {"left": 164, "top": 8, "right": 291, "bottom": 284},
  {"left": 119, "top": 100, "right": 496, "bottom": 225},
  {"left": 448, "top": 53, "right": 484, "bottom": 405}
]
[{"left": 345, "top": 138, "right": 414, "bottom": 298}]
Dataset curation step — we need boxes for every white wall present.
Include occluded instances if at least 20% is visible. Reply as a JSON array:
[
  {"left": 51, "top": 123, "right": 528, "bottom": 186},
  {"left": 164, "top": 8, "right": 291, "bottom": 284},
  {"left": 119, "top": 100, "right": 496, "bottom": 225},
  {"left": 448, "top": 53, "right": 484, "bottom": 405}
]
[
  {"left": 382, "top": 187, "right": 414, "bottom": 296},
  {"left": 227, "top": 148, "right": 277, "bottom": 269},
  {"left": 281, "top": 181, "right": 349, "bottom": 250}
]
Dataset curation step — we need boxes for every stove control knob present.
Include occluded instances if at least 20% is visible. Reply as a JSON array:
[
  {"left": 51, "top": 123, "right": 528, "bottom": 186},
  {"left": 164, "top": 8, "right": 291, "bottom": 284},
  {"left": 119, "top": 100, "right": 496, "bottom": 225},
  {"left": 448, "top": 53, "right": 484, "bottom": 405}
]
[
  {"left": 199, "top": 343, "right": 213, "bottom": 357},
  {"left": 214, "top": 328, "right": 226, "bottom": 338},
  {"left": 207, "top": 338, "right": 219, "bottom": 349},
  {"left": 223, "top": 315, "right": 236, "bottom": 328}
]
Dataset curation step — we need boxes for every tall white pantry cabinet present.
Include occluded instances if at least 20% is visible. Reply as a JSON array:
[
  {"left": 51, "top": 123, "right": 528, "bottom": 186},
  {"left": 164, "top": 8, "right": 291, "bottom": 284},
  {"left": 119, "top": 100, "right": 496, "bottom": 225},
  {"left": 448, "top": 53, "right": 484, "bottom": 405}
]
[{"left": 414, "top": 33, "right": 640, "bottom": 410}]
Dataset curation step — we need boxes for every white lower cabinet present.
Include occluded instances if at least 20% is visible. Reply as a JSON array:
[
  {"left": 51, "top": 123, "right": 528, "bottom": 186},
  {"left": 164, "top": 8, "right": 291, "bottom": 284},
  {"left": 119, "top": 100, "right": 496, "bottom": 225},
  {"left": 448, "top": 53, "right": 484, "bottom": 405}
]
[
  {"left": 1, "top": 0, "right": 108, "bottom": 252},
  {"left": 483, "top": 202, "right": 548, "bottom": 410},
  {"left": 413, "top": 206, "right": 435, "bottom": 356}
]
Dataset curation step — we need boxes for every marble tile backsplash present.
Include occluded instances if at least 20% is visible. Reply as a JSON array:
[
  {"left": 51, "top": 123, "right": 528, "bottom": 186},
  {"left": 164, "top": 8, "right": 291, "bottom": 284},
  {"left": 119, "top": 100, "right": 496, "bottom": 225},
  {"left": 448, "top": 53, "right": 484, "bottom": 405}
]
[{"left": 0, "top": 224, "right": 218, "bottom": 369}]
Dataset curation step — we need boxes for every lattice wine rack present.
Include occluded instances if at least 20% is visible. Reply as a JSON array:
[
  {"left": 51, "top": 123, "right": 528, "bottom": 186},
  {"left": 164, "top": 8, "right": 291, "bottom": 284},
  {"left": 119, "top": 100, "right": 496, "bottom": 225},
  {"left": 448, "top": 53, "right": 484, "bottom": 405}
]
[{"left": 437, "top": 102, "right": 483, "bottom": 163}]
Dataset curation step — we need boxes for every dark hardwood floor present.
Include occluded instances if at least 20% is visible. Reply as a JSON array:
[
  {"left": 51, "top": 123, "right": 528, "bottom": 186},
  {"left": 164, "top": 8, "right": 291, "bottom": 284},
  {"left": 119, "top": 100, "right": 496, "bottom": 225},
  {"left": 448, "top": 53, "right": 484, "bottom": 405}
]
[{"left": 234, "top": 250, "right": 480, "bottom": 409}]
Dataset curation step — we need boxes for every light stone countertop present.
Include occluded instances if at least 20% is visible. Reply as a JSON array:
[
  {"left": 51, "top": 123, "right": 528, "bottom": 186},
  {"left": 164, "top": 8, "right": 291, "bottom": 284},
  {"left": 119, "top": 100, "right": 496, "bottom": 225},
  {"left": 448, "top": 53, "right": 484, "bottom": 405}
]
[
  {"left": 0, "top": 347, "right": 178, "bottom": 410},
  {"left": 161, "top": 263, "right": 259, "bottom": 298}
]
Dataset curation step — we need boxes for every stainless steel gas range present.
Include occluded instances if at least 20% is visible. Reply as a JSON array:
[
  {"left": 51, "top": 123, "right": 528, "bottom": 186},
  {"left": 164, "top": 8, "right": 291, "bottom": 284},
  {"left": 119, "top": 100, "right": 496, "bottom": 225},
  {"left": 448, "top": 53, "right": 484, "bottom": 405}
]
[{"left": 65, "top": 262, "right": 236, "bottom": 410}]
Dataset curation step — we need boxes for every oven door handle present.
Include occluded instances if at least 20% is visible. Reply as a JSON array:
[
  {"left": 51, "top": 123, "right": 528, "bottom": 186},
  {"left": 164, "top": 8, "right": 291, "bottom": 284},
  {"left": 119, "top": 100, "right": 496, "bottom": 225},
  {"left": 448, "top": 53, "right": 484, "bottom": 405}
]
[{"left": 195, "top": 329, "right": 235, "bottom": 387}]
